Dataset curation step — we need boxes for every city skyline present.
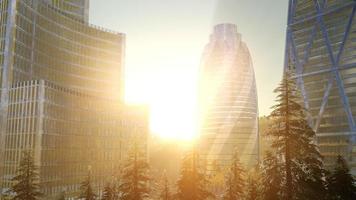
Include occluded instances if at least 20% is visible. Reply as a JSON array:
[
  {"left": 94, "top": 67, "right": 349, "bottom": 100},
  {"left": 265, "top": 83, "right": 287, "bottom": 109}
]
[
  {"left": 89, "top": 0, "right": 289, "bottom": 139},
  {"left": 1, "top": 1, "right": 356, "bottom": 199}
]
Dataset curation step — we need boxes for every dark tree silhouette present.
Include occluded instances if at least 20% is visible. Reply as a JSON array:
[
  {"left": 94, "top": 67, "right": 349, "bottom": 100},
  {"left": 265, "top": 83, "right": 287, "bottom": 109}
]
[
  {"left": 245, "top": 175, "right": 258, "bottom": 200},
  {"left": 9, "top": 151, "right": 42, "bottom": 200},
  {"left": 267, "top": 72, "right": 325, "bottom": 200},
  {"left": 207, "top": 160, "right": 225, "bottom": 197},
  {"left": 119, "top": 142, "right": 150, "bottom": 200},
  {"left": 102, "top": 182, "right": 118, "bottom": 200},
  {"left": 222, "top": 151, "right": 245, "bottom": 200},
  {"left": 246, "top": 164, "right": 261, "bottom": 200},
  {"left": 176, "top": 149, "right": 213, "bottom": 200},
  {"left": 159, "top": 172, "right": 172, "bottom": 200},
  {"left": 79, "top": 171, "right": 97, "bottom": 200},
  {"left": 326, "top": 155, "right": 356, "bottom": 200},
  {"left": 260, "top": 151, "right": 282, "bottom": 200}
]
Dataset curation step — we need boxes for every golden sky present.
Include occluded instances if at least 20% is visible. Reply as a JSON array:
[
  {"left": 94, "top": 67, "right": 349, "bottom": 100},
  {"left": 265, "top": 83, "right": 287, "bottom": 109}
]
[{"left": 90, "top": 0, "right": 289, "bottom": 139}]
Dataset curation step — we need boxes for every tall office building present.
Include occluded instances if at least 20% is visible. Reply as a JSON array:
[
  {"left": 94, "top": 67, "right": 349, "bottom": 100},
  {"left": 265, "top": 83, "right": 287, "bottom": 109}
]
[
  {"left": 285, "top": 0, "right": 356, "bottom": 173},
  {"left": 199, "top": 24, "right": 259, "bottom": 169},
  {"left": 0, "top": 0, "right": 148, "bottom": 198},
  {"left": 44, "top": 0, "right": 89, "bottom": 22}
]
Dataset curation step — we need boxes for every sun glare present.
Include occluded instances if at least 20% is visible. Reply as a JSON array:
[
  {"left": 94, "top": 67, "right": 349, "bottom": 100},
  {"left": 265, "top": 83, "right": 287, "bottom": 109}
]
[
  {"left": 125, "top": 64, "right": 199, "bottom": 141},
  {"left": 153, "top": 93, "right": 198, "bottom": 140}
]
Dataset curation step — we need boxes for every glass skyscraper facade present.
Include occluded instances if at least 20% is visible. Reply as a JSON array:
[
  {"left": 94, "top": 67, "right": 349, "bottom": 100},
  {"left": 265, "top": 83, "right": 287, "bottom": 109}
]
[
  {"left": 199, "top": 24, "right": 259, "bottom": 169},
  {"left": 0, "top": 0, "right": 148, "bottom": 198},
  {"left": 44, "top": 0, "right": 89, "bottom": 22},
  {"left": 285, "top": 0, "right": 356, "bottom": 173}
]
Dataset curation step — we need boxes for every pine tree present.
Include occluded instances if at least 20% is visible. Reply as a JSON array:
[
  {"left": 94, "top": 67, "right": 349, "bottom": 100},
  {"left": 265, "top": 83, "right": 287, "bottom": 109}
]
[
  {"left": 246, "top": 164, "right": 262, "bottom": 200},
  {"left": 119, "top": 142, "right": 150, "bottom": 200},
  {"left": 79, "top": 171, "right": 97, "bottom": 200},
  {"left": 222, "top": 151, "right": 245, "bottom": 200},
  {"left": 102, "top": 183, "right": 117, "bottom": 200},
  {"left": 246, "top": 175, "right": 258, "bottom": 200},
  {"left": 159, "top": 172, "right": 172, "bottom": 200},
  {"left": 268, "top": 72, "right": 325, "bottom": 200},
  {"left": 10, "top": 151, "right": 42, "bottom": 200},
  {"left": 326, "top": 155, "right": 356, "bottom": 200},
  {"left": 260, "top": 151, "right": 282, "bottom": 200},
  {"left": 207, "top": 160, "right": 225, "bottom": 198},
  {"left": 176, "top": 149, "right": 213, "bottom": 200}
]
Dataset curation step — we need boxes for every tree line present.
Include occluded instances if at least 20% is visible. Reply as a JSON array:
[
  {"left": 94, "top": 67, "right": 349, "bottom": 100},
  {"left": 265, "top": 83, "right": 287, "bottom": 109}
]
[{"left": 6, "top": 73, "right": 356, "bottom": 199}]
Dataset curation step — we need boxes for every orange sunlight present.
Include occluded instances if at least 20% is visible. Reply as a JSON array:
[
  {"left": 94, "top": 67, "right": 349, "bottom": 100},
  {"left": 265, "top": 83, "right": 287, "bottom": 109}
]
[{"left": 125, "top": 61, "right": 199, "bottom": 141}]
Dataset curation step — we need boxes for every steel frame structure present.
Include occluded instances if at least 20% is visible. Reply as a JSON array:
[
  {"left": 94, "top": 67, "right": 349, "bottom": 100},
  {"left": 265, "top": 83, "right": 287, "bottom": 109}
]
[{"left": 285, "top": 0, "right": 356, "bottom": 170}]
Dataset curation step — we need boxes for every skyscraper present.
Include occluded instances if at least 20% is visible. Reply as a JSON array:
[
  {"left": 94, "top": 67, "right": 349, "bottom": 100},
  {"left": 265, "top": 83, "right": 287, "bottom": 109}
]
[
  {"left": 44, "top": 0, "right": 89, "bottom": 22},
  {"left": 199, "top": 24, "right": 259, "bottom": 169},
  {"left": 0, "top": 0, "right": 148, "bottom": 198},
  {"left": 285, "top": 0, "right": 356, "bottom": 173}
]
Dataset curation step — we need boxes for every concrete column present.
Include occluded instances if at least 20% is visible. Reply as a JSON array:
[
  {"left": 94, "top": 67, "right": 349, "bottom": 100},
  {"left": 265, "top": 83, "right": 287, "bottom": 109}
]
[
  {"left": 119, "top": 34, "right": 126, "bottom": 102},
  {"left": 0, "top": 0, "right": 17, "bottom": 195},
  {"left": 83, "top": 0, "right": 90, "bottom": 22},
  {"left": 34, "top": 80, "right": 45, "bottom": 176},
  {"left": 30, "top": 0, "right": 39, "bottom": 78}
]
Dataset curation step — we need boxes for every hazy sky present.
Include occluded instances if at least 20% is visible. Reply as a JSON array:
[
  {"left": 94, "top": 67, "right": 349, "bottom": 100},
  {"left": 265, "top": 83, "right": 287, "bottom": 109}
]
[{"left": 89, "top": 0, "right": 289, "bottom": 138}]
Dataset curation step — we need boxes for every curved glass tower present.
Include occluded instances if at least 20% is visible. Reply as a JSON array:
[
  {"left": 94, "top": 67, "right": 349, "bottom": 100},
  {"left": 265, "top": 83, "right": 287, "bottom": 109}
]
[
  {"left": 199, "top": 24, "right": 259, "bottom": 168},
  {"left": 285, "top": 0, "right": 356, "bottom": 173}
]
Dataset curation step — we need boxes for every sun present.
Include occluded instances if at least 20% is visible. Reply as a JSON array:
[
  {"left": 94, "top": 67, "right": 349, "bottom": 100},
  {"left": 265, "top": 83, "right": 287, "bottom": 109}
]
[
  {"left": 125, "top": 66, "right": 199, "bottom": 141},
  {"left": 123, "top": 35, "right": 202, "bottom": 141},
  {"left": 149, "top": 92, "right": 198, "bottom": 141}
]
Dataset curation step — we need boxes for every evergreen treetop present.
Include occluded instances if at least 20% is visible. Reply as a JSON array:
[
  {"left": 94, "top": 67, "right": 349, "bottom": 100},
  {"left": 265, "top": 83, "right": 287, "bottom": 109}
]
[
  {"left": 245, "top": 174, "right": 259, "bottom": 200},
  {"left": 326, "top": 155, "right": 356, "bottom": 200},
  {"left": 101, "top": 182, "right": 117, "bottom": 200},
  {"left": 222, "top": 151, "right": 245, "bottom": 200},
  {"left": 159, "top": 171, "right": 172, "bottom": 200},
  {"left": 176, "top": 149, "right": 213, "bottom": 200},
  {"left": 267, "top": 72, "right": 325, "bottom": 200},
  {"left": 10, "top": 151, "right": 42, "bottom": 200},
  {"left": 260, "top": 151, "right": 282, "bottom": 200},
  {"left": 119, "top": 141, "right": 150, "bottom": 200},
  {"left": 79, "top": 170, "right": 97, "bottom": 200}
]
